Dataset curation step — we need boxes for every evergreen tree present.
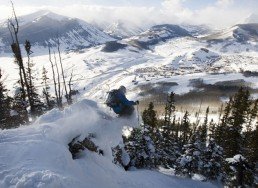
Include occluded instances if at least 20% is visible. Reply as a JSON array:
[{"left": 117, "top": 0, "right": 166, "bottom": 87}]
[
  {"left": 123, "top": 124, "right": 159, "bottom": 169},
  {"left": 199, "top": 107, "right": 209, "bottom": 145},
  {"left": 216, "top": 88, "right": 252, "bottom": 158},
  {"left": 164, "top": 92, "right": 175, "bottom": 129},
  {"left": 25, "top": 41, "right": 45, "bottom": 117},
  {"left": 142, "top": 102, "right": 157, "bottom": 130},
  {"left": 11, "top": 87, "right": 29, "bottom": 126},
  {"left": 214, "top": 98, "right": 232, "bottom": 148},
  {"left": 159, "top": 92, "right": 179, "bottom": 167},
  {"left": 202, "top": 138, "right": 224, "bottom": 180},
  {"left": 175, "top": 133, "right": 203, "bottom": 178},
  {"left": 180, "top": 111, "right": 191, "bottom": 145},
  {"left": 208, "top": 119, "right": 216, "bottom": 140},
  {"left": 246, "top": 99, "right": 258, "bottom": 130},
  {"left": 224, "top": 155, "right": 255, "bottom": 187},
  {"left": 243, "top": 122, "right": 258, "bottom": 168},
  {"left": 41, "top": 66, "right": 55, "bottom": 110},
  {"left": 0, "top": 70, "right": 12, "bottom": 129}
]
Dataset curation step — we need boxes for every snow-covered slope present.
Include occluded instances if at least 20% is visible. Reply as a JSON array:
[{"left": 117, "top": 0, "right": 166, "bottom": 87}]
[
  {"left": 203, "top": 24, "right": 258, "bottom": 42},
  {"left": 0, "top": 99, "right": 217, "bottom": 188},
  {"left": 244, "top": 13, "right": 258, "bottom": 24},
  {"left": 128, "top": 24, "right": 191, "bottom": 49},
  {"left": 104, "top": 21, "right": 144, "bottom": 39},
  {"left": 181, "top": 24, "right": 211, "bottom": 37},
  {"left": 0, "top": 10, "right": 114, "bottom": 52}
]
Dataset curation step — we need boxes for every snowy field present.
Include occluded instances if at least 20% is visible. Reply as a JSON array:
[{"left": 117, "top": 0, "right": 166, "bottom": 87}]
[{"left": 1, "top": 36, "right": 258, "bottom": 104}]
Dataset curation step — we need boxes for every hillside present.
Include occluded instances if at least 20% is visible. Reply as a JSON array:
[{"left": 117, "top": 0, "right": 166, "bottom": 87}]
[{"left": 0, "top": 100, "right": 217, "bottom": 188}]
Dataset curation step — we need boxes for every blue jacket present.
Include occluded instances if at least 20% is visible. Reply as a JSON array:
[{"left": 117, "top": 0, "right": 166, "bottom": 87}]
[{"left": 112, "top": 90, "right": 136, "bottom": 114}]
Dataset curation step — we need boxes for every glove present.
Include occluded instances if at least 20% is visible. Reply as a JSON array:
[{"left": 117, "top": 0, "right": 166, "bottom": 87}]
[{"left": 135, "top": 100, "right": 139, "bottom": 105}]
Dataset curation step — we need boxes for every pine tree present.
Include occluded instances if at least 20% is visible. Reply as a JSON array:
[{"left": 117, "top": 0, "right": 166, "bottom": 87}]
[
  {"left": 41, "top": 66, "right": 55, "bottom": 110},
  {"left": 175, "top": 133, "right": 203, "bottom": 178},
  {"left": 25, "top": 41, "right": 45, "bottom": 117},
  {"left": 243, "top": 121, "right": 258, "bottom": 169},
  {"left": 123, "top": 125, "right": 159, "bottom": 169},
  {"left": 164, "top": 92, "right": 175, "bottom": 128},
  {"left": 246, "top": 99, "right": 258, "bottom": 131},
  {"left": 199, "top": 107, "right": 209, "bottom": 145},
  {"left": 180, "top": 111, "right": 191, "bottom": 145},
  {"left": 202, "top": 138, "right": 224, "bottom": 180},
  {"left": 0, "top": 70, "right": 12, "bottom": 129},
  {"left": 159, "top": 92, "right": 179, "bottom": 167},
  {"left": 208, "top": 119, "right": 216, "bottom": 140},
  {"left": 224, "top": 155, "right": 255, "bottom": 187},
  {"left": 214, "top": 98, "right": 232, "bottom": 148},
  {"left": 228, "top": 88, "right": 250, "bottom": 157},
  {"left": 142, "top": 102, "right": 157, "bottom": 130},
  {"left": 11, "top": 87, "right": 29, "bottom": 126}
]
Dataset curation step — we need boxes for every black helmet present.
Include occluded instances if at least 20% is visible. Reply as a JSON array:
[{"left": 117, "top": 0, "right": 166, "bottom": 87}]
[{"left": 119, "top": 86, "right": 126, "bottom": 94}]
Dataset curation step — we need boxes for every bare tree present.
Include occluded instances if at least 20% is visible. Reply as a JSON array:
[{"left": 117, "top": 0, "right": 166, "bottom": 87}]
[
  {"left": 57, "top": 39, "right": 71, "bottom": 104},
  {"left": 8, "top": 1, "right": 35, "bottom": 117},
  {"left": 48, "top": 47, "right": 62, "bottom": 108},
  {"left": 68, "top": 70, "right": 74, "bottom": 104},
  {"left": 54, "top": 51, "right": 62, "bottom": 108}
]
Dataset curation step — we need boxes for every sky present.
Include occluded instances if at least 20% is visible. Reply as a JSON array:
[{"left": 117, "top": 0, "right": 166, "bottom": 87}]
[{"left": 0, "top": 0, "right": 257, "bottom": 28}]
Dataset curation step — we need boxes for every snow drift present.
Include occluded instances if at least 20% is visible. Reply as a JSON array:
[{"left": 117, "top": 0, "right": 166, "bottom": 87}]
[{"left": 0, "top": 100, "right": 217, "bottom": 188}]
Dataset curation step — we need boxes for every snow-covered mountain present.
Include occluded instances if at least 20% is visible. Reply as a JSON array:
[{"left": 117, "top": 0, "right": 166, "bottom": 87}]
[
  {"left": 181, "top": 24, "right": 211, "bottom": 37},
  {"left": 244, "top": 13, "right": 258, "bottom": 24},
  {"left": 127, "top": 24, "right": 191, "bottom": 49},
  {"left": 0, "top": 10, "right": 114, "bottom": 52},
  {"left": 104, "top": 21, "right": 145, "bottom": 39},
  {"left": 203, "top": 23, "right": 258, "bottom": 42}
]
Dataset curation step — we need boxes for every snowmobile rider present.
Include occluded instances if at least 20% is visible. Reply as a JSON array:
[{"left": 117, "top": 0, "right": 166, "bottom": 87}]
[{"left": 110, "top": 86, "right": 139, "bottom": 116}]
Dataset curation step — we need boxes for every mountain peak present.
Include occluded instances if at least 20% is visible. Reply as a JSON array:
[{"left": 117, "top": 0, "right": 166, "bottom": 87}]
[
  {"left": 243, "top": 13, "right": 258, "bottom": 24},
  {"left": 19, "top": 10, "right": 69, "bottom": 26}
]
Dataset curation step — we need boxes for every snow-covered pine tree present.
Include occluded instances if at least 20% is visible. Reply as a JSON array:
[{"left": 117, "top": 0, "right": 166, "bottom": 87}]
[
  {"left": 11, "top": 87, "right": 29, "bottom": 126},
  {"left": 224, "top": 154, "right": 255, "bottom": 187},
  {"left": 123, "top": 125, "right": 158, "bottom": 169},
  {"left": 201, "top": 138, "right": 224, "bottom": 180},
  {"left": 175, "top": 133, "right": 204, "bottom": 178}
]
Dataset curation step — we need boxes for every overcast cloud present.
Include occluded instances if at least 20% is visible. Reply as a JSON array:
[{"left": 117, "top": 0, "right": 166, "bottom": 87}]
[{"left": 0, "top": 0, "right": 256, "bottom": 28}]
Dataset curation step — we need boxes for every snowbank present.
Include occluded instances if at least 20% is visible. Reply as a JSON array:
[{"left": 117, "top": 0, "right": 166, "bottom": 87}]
[{"left": 0, "top": 100, "right": 217, "bottom": 188}]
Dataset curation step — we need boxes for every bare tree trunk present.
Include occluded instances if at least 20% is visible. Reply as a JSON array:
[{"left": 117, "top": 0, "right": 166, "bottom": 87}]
[
  {"left": 9, "top": 1, "right": 32, "bottom": 118},
  {"left": 54, "top": 51, "right": 62, "bottom": 108},
  {"left": 68, "top": 70, "right": 74, "bottom": 104},
  {"left": 48, "top": 47, "right": 60, "bottom": 108},
  {"left": 57, "top": 39, "right": 70, "bottom": 104},
  {"left": 18, "top": 67, "right": 26, "bottom": 101}
]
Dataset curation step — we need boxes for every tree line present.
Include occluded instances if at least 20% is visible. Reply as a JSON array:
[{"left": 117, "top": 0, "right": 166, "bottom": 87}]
[{"left": 113, "top": 88, "right": 258, "bottom": 187}]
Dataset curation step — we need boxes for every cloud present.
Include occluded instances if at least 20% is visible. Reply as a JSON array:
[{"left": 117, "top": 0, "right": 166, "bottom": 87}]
[
  {"left": 216, "top": 0, "right": 234, "bottom": 7},
  {"left": 0, "top": 0, "right": 254, "bottom": 29}
]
